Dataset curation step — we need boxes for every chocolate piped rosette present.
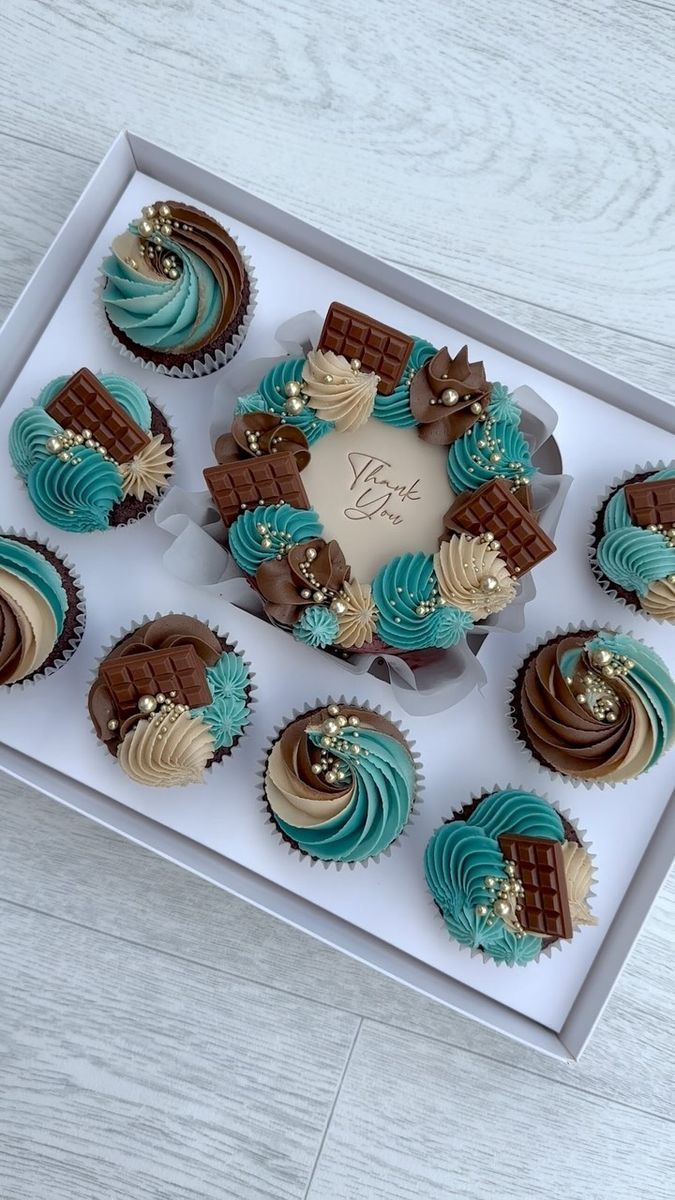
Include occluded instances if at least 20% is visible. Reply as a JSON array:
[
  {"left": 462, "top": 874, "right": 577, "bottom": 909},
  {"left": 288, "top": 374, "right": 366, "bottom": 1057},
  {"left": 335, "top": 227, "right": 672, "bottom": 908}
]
[
  {"left": 0, "top": 531, "right": 85, "bottom": 688},
  {"left": 591, "top": 464, "right": 675, "bottom": 622},
  {"left": 100, "top": 200, "right": 255, "bottom": 376},
  {"left": 424, "top": 789, "right": 596, "bottom": 966},
  {"left": 9, "top": 368, "right": 174, "bottom": 532},
  {"left": 511, "top": 628, "right": 675, "bottom": 786},
  {"left": 203, "top": 302, "right": 556, "bottom": 660},
  {"left": 88, "top": 615, "right": 253, "bottom": 788},
  {"left": 262, "top": 700, "right": 420, "bottom": 865}
]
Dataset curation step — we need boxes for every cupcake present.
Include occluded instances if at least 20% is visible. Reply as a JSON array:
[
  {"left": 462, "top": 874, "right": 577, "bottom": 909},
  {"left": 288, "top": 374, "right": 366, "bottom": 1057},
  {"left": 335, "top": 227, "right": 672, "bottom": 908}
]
[
  {"left": 100, "top": 201, "right": 254, "bottom": 375},
  {"left": 592, "top": 465, "right": 675, "bottom": 622},
  {"left": 424, "top": 788, "right": 596, "bottom": 966},
  {"left": 88, "top": 615, "right": 253, "bottom": 787},
  {"left": 263, "top": 701, "right": 418, "bottom": 863},
  {"left": 511, "top": 628, "right": 675, "bottom": 785},
  {"left": 0, "top": 532, "right": 85, "bottom": 686},
  {"left": 9, "top": 368, "right": 174, "bottom": 532}
]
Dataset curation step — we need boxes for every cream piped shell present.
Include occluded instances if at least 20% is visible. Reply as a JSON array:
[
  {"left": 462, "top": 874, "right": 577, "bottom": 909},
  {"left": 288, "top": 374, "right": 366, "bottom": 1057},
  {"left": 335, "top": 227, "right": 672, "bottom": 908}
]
[
  {"left": 117, "top": 710, "right": 214, "bottom": 787},
  {"left": 640, "top": 577, "right": 675, "bottom": 622},
  {"left": 302, "top": 349, "right": 378, "bottom": 432},
  {"left": 335, "top": 579, "right": 378, "bottom": 648},
  {"left": 561, "top": 841, "right": 597, "bottom": 928},
  {"left": 120, "top": 433, "right": 173, "bottom": 501},
  {"left": 433, "top": 533, "right": 516, "bottom": 620}
]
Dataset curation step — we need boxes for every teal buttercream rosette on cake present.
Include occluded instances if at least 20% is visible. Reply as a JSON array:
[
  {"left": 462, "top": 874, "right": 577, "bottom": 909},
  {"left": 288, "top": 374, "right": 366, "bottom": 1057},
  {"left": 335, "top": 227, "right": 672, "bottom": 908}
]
[{"left": 425, "top": 789, "right": 597, "bottom": 966}]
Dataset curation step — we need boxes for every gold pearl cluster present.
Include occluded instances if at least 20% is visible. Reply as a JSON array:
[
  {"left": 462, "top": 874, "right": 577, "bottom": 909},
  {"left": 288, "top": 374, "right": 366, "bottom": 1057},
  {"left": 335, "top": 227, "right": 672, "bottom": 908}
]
[
  {"left": 138, "top": 690, "right": 190, "bottom": 740},
  {"left": 647, "top": 522, "right": 675, "bottom": 555},
  {"left": 475, "top": 863, "right": 526, "bottom": 937},
  {"left": 477, "top": 529, "right": 519, "bottom": 575},
  {"left": 256, "top": 519, "right": 296, "bottom": 557},
  {"left": 310, "top": 705, "right": 368, "bottom": 779},
  {"left": 135, "top": 204, "right": 187, "bottom": 279},
  {"left": 459, "top": 411, "right": 529, "bottom": 487},
  {"left": 565, "top": 646, "right": 634, "bottom": 724},
  {"left": 45, "top": 427, "right": 111, "bottom": 465},
  {"left": 295, "top": 547, "right": 346, "bottom": 614}
]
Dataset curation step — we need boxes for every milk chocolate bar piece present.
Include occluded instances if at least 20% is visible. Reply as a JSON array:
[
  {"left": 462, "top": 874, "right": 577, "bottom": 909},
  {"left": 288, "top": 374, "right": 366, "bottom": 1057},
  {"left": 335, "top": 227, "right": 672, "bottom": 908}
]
[
  {"left": 100, "top": 645, "right": 211, "bottom": 720},
  {"left": 624, "top": 478, "right": 675, "bottom": 529},
  {"left": 443, "top": 477, "right": 555, "bottom": 575},
  {"left": 317, "top": 302, "right": 414, "bottom": 396},
  {"left": 498, "top": 833, "right": 572, "bottom": 939},
  {"left": 204, "top": 451, "right": 310, "bottom": 529},
  {"left": 45, "top": 367, "right": 150, "bottom": 463}
]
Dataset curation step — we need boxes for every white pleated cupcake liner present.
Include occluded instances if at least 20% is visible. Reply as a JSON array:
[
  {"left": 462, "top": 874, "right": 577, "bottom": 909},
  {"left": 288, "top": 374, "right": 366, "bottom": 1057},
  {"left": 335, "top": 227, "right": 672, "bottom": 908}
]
[
  {"left": 0, "top": 528, "right": 86, "bottom": 691},
  {"left": 86, "top": 610, "right": 256, "bottom": 783},
  {"left": 589, "top": 459, "right": 674, "bottom": 624},
  {"left": 10, "top": 378, "right": 179, "bottom": 535},
  {"left": 506, "top": 620, "right": 670, "bottom": 790},
  {"left": 95, "top": 239, "right": 258, "bottom": 379},
  {"left": 258, "top": 696, "right": 424, "bottom": 871},
  {"left": 424, "top": 782, "right": 597, "bottom": 968}
]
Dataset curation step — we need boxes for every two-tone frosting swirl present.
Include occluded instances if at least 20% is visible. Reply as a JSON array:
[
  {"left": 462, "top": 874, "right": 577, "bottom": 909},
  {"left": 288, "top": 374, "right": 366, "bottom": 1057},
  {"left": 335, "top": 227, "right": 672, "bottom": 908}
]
[
  {"left": 0, "top": 535, "right": 68, "bottom": 685},
  {"left": 595, "top": 467, "right": 675, "bottom": 621},
  {"left": 424, "top": 789, "right": 595, "bottom": 966},
  {"left": 101, "top": 201, "right": 250, "bottom": 366},
  {"left": 265, "top": 704, "right": 416, "bottom": 862},
  {"left": 516, "top": 630, "right": 675, "bottom": 783}
]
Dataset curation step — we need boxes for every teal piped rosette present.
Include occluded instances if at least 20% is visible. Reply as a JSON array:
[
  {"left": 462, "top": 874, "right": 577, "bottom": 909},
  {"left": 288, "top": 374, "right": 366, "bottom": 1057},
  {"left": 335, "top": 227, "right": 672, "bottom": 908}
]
[
  {"left": 585, "top": 632, "right": 675, "bottom": 766},
  {"left": 371, "top": 552, "right": 474, "bottom": 650},
  {"left": 193, "top": 651, "right": 252, "bottom": 751},
  {"left": 0, "top": 536, "right": 67, "bottom": 638},
  {"left": 228, "top": 504, "right": 323, "bottom": 576},
  {"left": 8, "top": 372, "right": 155, "bottom": 533},
  {"left": 373, "top": 338, "right": 437, "bottom": 427},
  {"left": 447, "top": 385, "right": 535, "bottom": 495},
  {"left": 595, "top": 467, "right": 675, "bottom": 598},
  {"left": 274, "top": 720, "right": 416, "bottom": 862},
  {"left": 425, "top": 790, "right": 568, "bottom": 966},
  {"left": 293, "top": 605, "right": 339, "bottom": 648}
]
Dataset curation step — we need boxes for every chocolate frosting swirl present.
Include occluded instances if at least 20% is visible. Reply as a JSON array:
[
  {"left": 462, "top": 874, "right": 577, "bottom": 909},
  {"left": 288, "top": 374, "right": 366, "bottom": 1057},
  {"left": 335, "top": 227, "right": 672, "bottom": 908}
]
[
  {"left": 255, "top": 538, "right": 351, "bottom": 627},
  {"left": 214, "top": 412, "right": 310, "bottom": 471},
  {"left": 410, "top": 345, "right": 491, "bottom": 445}
]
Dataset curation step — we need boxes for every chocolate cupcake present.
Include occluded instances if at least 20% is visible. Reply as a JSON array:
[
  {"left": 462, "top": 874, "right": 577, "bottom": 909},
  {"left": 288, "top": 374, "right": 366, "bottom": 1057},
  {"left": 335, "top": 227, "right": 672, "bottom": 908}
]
[
  {"left": 0, "top": 532, "right": 85, "bottom": 687},
  {"left": 511, "top": 628, "right": 675, "bottom": 785},
  {"left": 88, "top": 615, "right": 253, "bottom": 787},
  {"left": 262, "top": 700, "right": 419, "bottom": 864},
  {"left": 9, "top": 369, "right": 174, "bottom": 533},
  {"left": 592, "top": 465, "right": 675, "bottom": 622},
  {"left": 100, "top": 201, "right": 255, "bottom": 376},
  {"left": 425, "top": 788, "right": 596, "bottom": 966}
]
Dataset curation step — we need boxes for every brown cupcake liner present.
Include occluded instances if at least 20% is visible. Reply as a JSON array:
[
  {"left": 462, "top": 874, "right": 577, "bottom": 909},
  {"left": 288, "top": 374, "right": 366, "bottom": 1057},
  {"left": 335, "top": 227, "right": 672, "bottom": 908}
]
[
  {"left": 257, "top": 696, "right": 424, "bottom": 871},
  {"left": 0, "top": 529, "right": 86, "bottom": 691},
  {"left": 95, "top": 242, "right": 258, "bottom": 379},
  {"left": 86, "top": 610, "right": 256, "bottom": 784},
  {"left": 507, "top": 620, "right": 669, "bottom": 790},
  {"left": 589, "top": 460, "right": 674, "bottom": 623},
  {"left": 425, "top": 783, "right": 596, "bottom": 968}
]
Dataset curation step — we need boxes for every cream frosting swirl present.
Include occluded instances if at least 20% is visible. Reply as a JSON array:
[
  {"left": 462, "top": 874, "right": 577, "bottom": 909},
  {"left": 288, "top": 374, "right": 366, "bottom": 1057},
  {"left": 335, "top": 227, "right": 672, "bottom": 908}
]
[
  {"left": 301, "top": 349, "right": 378, "bottom": 432},
  {"left": 120, "top": 433, "right": 173, "bottom": 501},
  {"left": 0, "top": 537, "right": 67, "bottom": 685},
  {"left": 641, "top": 577, "right": 675, "bottom": 621},
  {"left": 561, "top": 842, "right": 597, "bottom": 928},
  {"left": 118, "top": 710, "right": 214, "bottom": 787},
  {"left": 433, "top": 533, "right": 515, "bottom": 620},
  {"left": 334, "top": 579, "right": 378, "bottom": 648}
]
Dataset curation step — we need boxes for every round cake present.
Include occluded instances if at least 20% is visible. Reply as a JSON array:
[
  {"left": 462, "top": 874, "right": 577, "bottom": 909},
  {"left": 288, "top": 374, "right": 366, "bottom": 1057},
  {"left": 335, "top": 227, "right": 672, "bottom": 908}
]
[
  {"left": 100, "top": 200, "right": 253, "bottom": 374},
  {"left": 592, "top": 465, "right": 675, "bottom": 622},
  {"left": 204, "top": 302, "right": 556, "bottom": 658},
  {"left": 0, "top": 532, "right": 84, "bottom": 686},
  {"left": 512, "top": 629, "right": 675, "bottom": 784},
  {"left": 88, "top": 615, "right": 252, "bottom": 787},
  {"left": 263, "top": 701, "right": 418, "bottom": 863},
  {"left": 9, "top": 368, "right": 174, "bottom": 532},
  {"left": 425, "top": 788, "right": 596, "bottom": 966}
]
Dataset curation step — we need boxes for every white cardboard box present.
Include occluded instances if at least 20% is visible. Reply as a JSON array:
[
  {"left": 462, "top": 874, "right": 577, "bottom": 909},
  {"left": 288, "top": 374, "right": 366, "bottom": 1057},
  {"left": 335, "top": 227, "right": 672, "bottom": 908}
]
[{"left": 1, "top": 131, "right": 673, "bottom": 1062}]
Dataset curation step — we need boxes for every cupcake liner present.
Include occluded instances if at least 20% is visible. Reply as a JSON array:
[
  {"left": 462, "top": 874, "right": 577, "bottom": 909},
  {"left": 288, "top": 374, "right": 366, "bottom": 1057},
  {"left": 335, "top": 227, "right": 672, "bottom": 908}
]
[
  {"left": 506, "top": 620, "right": 668, "bottom": 790},
  {"left": 0, "top": 529, "right": 86, "bottom": 691},
  {"left": 258, "top": 696, "right": 424, "bottom": 870},
  {"left": 96, "top": 242, "right": 258, "bottom": 379},
  {"left": 589, "top": 460, "right": 673, "bottom": 623},
  {"left": 86, "top": 611, "right": 256, "bottom": 781},
  {"left": 425, "top": 783, "right": 597, "bottom": 968}
]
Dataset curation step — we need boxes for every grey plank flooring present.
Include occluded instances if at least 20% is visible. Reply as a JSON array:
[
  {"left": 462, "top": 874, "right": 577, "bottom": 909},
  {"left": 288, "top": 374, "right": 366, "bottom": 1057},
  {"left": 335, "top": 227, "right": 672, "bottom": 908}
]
[{"left": 1, "top": 0, "right": 674, "bottom": 1196}]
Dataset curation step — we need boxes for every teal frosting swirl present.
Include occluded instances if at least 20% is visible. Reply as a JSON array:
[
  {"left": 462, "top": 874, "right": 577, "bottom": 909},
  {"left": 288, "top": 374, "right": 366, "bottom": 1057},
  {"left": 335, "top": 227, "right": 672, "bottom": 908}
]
[
  {"left": 425, "top": 790, "right": 566, "bottom": 966},
  {"left": 372, "top": 552, "right": 473, "bottom": 650},
  {"left": 373, "top": 338, "right": 437, "bottom": 427},
  {"left": 586, "top": 632, "right": 675, "bottom": 764},
  {"left": 596, "top": 468, "right": 675, "bottom": 594},
  {"left": 102, "top": 226, "right": 221, "bottom": 353},
  {"left": 293, "top": 605, "right": 339, "bottom": 648},
  {"left": 228, "top": 504, "right": 323, "bottom": 576},
  {"left": 0, "top": 536, "right": 67, "bottom": 636},
  {"left": 447, "top": 400, "right": 535, "bottom": 494},
  {"left": 487, "top": 383, "right": 521, "bottom": 425},
  {"left": 235, "top": 393, "right": 269, "bottom": 416},
  {"left": 26, "top": 449, "right": 123, "bottom": 533},
  {"left": 256, "top": 358, "right": 334, "bottom": 445},
  {"left": 9, "top": 406, "right": 62, "bottom": 477},
  {"left": 193, "top": 651, "right": 251, "bottom": 751},
  {"left": 275, "top": 721, "right": 415, "bottom": 862}
]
